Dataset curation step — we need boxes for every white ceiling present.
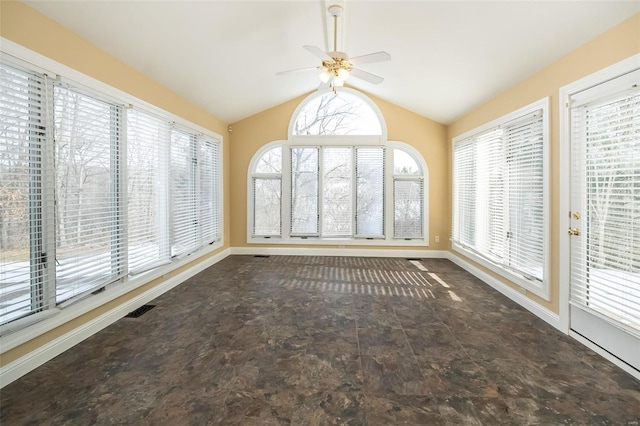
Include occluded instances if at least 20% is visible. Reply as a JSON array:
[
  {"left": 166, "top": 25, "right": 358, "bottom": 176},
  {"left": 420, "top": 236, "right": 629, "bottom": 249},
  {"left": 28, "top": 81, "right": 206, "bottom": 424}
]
[{"left": 24, "top": 0, "right": 639, "bottom": 125}]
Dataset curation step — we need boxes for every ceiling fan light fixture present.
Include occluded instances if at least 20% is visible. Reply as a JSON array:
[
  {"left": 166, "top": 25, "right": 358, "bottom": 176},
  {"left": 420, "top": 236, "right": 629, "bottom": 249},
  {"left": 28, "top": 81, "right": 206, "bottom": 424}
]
[
  {"left": 278, "top": 3, "right": 389, "bottom": 89},
  {"left": 319, "top": 69, "right": 331, "bottom": 83}
]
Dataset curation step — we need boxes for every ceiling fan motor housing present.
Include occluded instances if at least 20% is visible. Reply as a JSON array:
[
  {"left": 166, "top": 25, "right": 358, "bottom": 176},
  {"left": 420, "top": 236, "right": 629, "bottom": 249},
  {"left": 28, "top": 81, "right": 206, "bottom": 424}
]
[{"left": 328, "top": 5, "right": 343, "bottom": 17}]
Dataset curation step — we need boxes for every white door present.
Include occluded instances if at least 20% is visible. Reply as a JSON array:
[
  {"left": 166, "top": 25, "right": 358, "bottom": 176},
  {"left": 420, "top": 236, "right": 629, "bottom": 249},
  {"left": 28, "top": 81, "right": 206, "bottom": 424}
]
[{"left": 568, "top": 68, "right": 640, "bottom": 372}]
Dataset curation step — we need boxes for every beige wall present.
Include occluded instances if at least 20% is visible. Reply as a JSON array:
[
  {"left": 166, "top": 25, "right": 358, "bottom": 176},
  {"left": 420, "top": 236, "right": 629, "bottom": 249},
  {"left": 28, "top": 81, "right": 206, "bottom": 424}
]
[
  {"left": 448, "top": 13, "right": 640, "bottom": 314},
  {"left": 0, "top": 2, "right": 231, "bottom": 366},
  {"left": 229, "top": 92, "right": 449, "bottom": 249}
]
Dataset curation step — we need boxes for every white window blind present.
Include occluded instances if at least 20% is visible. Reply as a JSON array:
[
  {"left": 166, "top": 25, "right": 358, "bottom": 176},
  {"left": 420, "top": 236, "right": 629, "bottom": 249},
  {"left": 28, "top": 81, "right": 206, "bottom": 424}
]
[
  {"left": 394, "top": 179, "right": 423, "bottom": 239},
  {"left": 505, "top": 114, "right": 544, "bottom": 279},
  {"left": 393, "top": 148, "right": 423, "bottom": 239},
  {"left": 53, "top": 84, "right": 125, "bottom": 302},
  {"left": 452, "top": 139, "right": 476, "bottom": 248},
  {"left": 251, "top": 144, "right": 427, "bottom": 243},
  {"left": 290, "top": 147, "right": 319, "bottom": 236},
  {"left": 355, "top": 147, "right": 385, "bottom": 238},
  {"left": 252, "top": 146, "right": 282, "bottom": 237},
  {"left": 452, "top": 104, "right": 546, "bottom": 285},
  {"left": 322, "top": 147, "right": 352, "bottom": 236},
  {"left": 475, "top": 129, "right": 504, "bottom": 263},
  {"left": 0, "top": 62, "right": 53, "bottom": 324},
  {"left": 570, "top": 78, "right": 640, "bottom": 331},
  {"left": 253, "top": 178, "right": 281, "bottom": 236},
  {"left": 126, "top": 108, "right": 170, "bottom": 274},
  {"left": 170, "top": 128, "right": 198, "bottom": 257},
  {"left": 0, "top": 55, "right": 223, "bottom": 331},
  {"left": 199, "top": 136, "right": 220, "bottom": 245}
]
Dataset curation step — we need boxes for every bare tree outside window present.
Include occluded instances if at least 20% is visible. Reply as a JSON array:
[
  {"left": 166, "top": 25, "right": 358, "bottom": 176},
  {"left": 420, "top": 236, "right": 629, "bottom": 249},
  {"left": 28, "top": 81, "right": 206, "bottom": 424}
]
[
  {"left": 293, "top": 91, "right": 381, "bottom": 136},
  {"left": 393, "top": 149, "right": 423, "bottom": 239},
  {"left": 54, "top": 86, "right": 123, "bottom": 302},
  {"left": 579, "top": 95, "right": 640, "bottom": 329},
  {"left": 251, "top": 90, "right": 426, "bottom": 243},
  {"left": 323, "top": 147, "right": 352, "bottom": 236},
  {"left": 253, "top": 146, "right": 282, "bottom": 236},
  {"left": 0, "top": 64, "right": 47, "bottom": 323},
  {"left": 291, "top": 148, "right": 318, "bottom": 235},
  {"left": 356, "top": 147, "right": 385, "bottom": 236}
]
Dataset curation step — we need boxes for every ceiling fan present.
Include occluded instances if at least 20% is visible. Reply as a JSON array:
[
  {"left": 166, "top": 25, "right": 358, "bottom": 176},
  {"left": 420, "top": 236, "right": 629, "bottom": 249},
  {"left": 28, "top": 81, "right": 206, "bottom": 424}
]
[{"left": 277, "top": 4, "right": 391, "bottom": 90}]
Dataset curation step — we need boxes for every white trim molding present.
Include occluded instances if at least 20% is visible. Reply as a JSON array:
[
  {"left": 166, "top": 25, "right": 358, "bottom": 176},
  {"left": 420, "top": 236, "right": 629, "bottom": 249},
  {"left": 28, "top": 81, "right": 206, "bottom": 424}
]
[
  {"left": 570, "top": 331, "right": 640, "bottom": 381},
  {"left": 448, "top": 252, "right": 561, "bottom": 331},
  {"left": 558, "top": 53, "right": 640, "bottom": 334},
  {"left": 0, "top": 249, "right": 230, "bottom": 388},
  {"left": 231, "top": 247, "right": 448, "bottom": 258},
  {"left": 451, "top": 97, "right": 551, "bottom": 301}
]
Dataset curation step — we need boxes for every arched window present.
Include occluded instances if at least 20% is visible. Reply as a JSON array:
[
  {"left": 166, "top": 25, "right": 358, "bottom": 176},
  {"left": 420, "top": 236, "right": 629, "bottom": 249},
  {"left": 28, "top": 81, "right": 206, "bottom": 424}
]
[
  {"left": 291, "top": 90, "right": 382, "bottom": 136},
  {"left": 248, "top": 89, "right": 428, "bottom": 245}
]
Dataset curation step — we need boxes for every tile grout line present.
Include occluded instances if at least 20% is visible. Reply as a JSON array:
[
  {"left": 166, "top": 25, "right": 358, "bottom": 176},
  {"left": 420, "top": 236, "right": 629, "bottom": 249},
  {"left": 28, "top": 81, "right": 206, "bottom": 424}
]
[{"left": 352, "top": 291, "right": 370, "bottom": 424}]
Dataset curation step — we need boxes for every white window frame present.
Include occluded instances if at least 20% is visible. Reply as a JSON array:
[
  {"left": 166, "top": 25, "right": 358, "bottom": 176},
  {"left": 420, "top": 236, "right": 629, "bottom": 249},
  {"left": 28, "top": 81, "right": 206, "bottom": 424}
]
[
  {"left": 392, "top": 147, "right": 425, "bottom": 240},
  {"left": 451, "top": 98, "right": 550, "bottom": 300},
  {"left": 247, "top": 139, "right": 429, "bottom": 246},
  {"left": 0, "top": 39, "right": 224, "bottom": 344},
  {"left": 558, "top": 53, "right": 640, "bottom": 333}
]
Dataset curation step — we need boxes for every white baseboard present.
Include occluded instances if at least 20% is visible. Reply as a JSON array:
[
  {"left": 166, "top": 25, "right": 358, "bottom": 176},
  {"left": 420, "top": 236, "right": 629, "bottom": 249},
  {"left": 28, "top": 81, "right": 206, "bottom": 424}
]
[
  {"left": 569, "top": 331, "right": 640, "bottom": 381},
  {"left": 447, "top": 253, "right": 561, "bottom": 331},
  {"left": 0, "top": 248, "right": 230, "bottom": 388},
  {"left": 230, "top": 246, "right": 450, "bottom": 259}
]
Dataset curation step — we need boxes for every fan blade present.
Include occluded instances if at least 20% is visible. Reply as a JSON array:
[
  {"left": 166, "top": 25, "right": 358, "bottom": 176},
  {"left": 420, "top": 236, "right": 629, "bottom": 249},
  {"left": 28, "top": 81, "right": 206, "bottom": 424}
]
[
  {"left": 276, "top": 66, "right": 318, "bottom": 76},
  {"left": 350, "top": 68, "right": 384, "bottom": 85},
  {"left": 303, "top": 45, "right": 332, "bottom": 61},
  {"left": 349, "top": 51, "right": 391, "bottom": 66}
]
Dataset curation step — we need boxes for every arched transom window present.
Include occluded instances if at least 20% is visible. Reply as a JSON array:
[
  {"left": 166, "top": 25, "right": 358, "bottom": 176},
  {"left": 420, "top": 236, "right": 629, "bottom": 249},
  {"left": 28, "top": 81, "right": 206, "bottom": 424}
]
[
  {"left": 249, "top": 89, "right": 428, "bottom": 245},
  {"left": 292, "top": 90, "right": 382, "bottom": 136}
]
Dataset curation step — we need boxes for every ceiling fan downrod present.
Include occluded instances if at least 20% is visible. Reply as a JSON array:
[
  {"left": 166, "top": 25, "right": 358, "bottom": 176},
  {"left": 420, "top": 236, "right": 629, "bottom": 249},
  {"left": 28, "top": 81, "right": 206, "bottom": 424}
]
[{"left": 328, "top": 4, "right": 343, "bottom": 53}]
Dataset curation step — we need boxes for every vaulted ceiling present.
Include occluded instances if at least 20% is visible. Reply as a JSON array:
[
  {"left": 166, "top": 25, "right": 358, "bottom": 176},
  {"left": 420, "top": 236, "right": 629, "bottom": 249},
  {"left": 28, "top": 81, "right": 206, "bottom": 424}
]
[{"left": 24, "top": 0, "right": 640, "bottom": 124}]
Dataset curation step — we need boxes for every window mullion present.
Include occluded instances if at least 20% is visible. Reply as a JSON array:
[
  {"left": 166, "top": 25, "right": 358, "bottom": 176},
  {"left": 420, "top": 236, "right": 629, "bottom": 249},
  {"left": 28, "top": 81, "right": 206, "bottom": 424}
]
[
  {"left": 350, "top": 146, "right": 357, "bottom": 237},
  {"left": 385, "top": 147, "right": 394, "bottom": 241},
  {"left": 318, "top": 147, "right": 324, "bottom": 236},
  {"left": 40, "top": 75, "right": 57, "bottom": 312},
  {"left": 112, "top": 105, "right": 126, "bottom": 280},
  {"left": 502, "top": 129, "right": 510, "bottom": 270},
  {"left": 281, "top": 147, "right": 291, "bottom": 239},
  {"left": 193, "top": 136, "right": 201, "bottom": 246}
]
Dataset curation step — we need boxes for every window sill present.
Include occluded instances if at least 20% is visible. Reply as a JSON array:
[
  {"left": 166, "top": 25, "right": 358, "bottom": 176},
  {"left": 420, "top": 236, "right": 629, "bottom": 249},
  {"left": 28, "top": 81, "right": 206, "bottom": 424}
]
[
  {"left": 452, "top": 243, "right": 549, "bottom": 301},
  {"left": 247, "top": 237, "right": 429, "bottom": 247}
]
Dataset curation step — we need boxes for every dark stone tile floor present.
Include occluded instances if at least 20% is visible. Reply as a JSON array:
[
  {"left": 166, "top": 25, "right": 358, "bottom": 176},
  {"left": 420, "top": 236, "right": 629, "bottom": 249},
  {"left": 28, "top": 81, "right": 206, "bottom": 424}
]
[{"left": 1, "top": 255, "right": 639, "bottom": 425}]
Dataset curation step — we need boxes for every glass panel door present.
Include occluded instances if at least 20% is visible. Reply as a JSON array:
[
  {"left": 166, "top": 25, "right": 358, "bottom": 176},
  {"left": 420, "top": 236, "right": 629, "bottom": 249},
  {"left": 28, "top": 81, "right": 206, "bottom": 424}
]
[{"left": 569, "top": 69, "right": 640, "bottom": 371}]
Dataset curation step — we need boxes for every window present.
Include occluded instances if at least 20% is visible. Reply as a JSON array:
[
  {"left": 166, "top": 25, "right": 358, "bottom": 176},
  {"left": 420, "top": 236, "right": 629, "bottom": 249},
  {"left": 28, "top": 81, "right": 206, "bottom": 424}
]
[
  {"left": 170, "top": 129, "right": 221, "bottom": 258},
  {"left": 452, "top": 98, "right": 549, "bottom": 297},
  {"left": 251, "top": 143, "right": 425, "bottom": 243},
  {"left": 170, "top": 128, "right": 198, "bottom": 257},
  {"left": 292, "top": 91, "right": 382, "bottom": 136},
  {"left": 355, "top": 147, "right": 385, "bottom": 237},
  {"left": 252, "top": 146, "right": 281, "bottom": 237},
  {"left": 0, "top": 62, "right": 52, "bottom": 324},
  {"left": 0, "top": 56, "right": 222, "bottom": 329},
  {"left": 323, "top": 147, "right": 352, "bottom": 236},
  {"left": 127, "top": 109, "right": 170, "bottom": 274},
  {"left": 249, "top": 90, "right": 427, "bottom": 245},
  {"left": 290, "top": 147, "right": 319, "bottom": 236},
  {"left": 393, "top": 149, "right": 424, "bottom": 239},
  {"left": 53, "top": 85, "right": 125, "bottom": 302}
]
